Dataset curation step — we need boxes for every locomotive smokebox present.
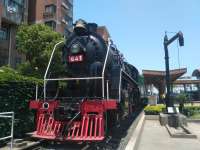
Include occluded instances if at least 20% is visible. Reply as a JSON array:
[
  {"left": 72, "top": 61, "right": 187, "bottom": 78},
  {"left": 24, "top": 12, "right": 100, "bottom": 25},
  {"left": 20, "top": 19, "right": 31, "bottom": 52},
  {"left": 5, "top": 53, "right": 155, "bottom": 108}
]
[{"left": 74, "top": 19, "right": 88, "bottom": 35}]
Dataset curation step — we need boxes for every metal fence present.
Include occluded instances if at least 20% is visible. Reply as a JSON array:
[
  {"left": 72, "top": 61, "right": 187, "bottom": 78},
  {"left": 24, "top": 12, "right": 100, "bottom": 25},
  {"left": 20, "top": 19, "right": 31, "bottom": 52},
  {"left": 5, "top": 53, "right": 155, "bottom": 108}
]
[{"left": 0, "top": 112, "right": 14, "bottom": 150}]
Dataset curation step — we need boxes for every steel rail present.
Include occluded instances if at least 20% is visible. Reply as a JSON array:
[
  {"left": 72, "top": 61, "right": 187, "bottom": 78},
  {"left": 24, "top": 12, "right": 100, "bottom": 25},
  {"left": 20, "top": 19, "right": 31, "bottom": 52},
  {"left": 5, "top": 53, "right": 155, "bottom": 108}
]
[{"left": 0, "top": 112, "right": 14, "bottom": 150}]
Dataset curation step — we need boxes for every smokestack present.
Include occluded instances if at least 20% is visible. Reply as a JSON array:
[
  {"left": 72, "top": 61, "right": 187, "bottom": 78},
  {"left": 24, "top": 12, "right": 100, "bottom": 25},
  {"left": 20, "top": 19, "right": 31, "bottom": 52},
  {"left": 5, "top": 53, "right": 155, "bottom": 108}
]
[{"left": 74, "top": 19, "right": 88, "bottom": 35}]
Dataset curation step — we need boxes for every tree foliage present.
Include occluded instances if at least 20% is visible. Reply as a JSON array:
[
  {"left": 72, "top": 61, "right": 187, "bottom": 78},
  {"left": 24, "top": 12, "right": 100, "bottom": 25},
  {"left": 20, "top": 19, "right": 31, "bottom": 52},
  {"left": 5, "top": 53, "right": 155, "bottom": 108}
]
[
  {"left": 174, "top": 93, "right": 188, "bottom": 112},
  {"left": 0, "top": 66, "right": 42, "bottom": 140},
  {"left": 16, "top": 24, "right": 64, "bottom": 78}
]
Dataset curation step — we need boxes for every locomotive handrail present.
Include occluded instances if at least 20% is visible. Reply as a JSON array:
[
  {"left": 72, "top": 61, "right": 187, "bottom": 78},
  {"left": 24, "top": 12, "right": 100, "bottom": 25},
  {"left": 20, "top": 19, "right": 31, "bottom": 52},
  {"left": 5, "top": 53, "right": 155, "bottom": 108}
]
[
  {"left": 44, "top": 41, "right": 64, "bottom": 79},
  {"left": 44, "top": 41, "right": 64, "bottom": 100},
  {"left": 102, "top": 39, "right": 112, "bottom": 77},
  {"left": 106, "top": 80, "right": 109, "bottom": 99},
  {"left": 102, "top": 38, "right": 112, "bottom": 98},
  {"left": 119, "top": 69, "right": 122, "bottom": 102},
  {"left": 45, "top": 76, "right": 103, "bottom": 81},
  {"left": 121, "top": 70, "right": 138, "bottom": 85}
]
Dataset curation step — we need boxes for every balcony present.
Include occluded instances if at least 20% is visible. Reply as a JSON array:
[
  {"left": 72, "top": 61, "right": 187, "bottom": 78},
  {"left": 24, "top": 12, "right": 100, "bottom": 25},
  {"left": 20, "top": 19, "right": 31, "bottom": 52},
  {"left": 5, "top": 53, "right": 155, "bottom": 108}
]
[
  {"left": 61, "top": 18, "right": 68, "bottom": 25},
  {"left": 62, "top": 0, "right": 73, "bottom": 7},
  {"left": 61, "top": 2, "right": 69, "bottom": 10},
  {"left": 43, "top": 12, "right": 56, "bottom": 20},
  {"left": 68, "top": 0, "right": 73, "bottom": 5}
]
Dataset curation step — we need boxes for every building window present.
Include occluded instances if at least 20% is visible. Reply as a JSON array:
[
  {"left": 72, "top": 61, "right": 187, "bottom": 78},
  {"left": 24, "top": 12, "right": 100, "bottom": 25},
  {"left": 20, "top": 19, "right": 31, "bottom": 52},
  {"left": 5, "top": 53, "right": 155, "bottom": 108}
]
[
  {"left": 45, "top": 4, "right": 56, "bottom": 14},
  {"left": 0, "top": 56, "right": 8, "bottom": 66},
  {"left": 45, "top": 21, "right": 56, "bottom": 30},
  {"left": 15, "top": 57, "right": 22, "bottom": 65},
  {"left": 0, "top": 28, "right": 9, "bottom": 40}
]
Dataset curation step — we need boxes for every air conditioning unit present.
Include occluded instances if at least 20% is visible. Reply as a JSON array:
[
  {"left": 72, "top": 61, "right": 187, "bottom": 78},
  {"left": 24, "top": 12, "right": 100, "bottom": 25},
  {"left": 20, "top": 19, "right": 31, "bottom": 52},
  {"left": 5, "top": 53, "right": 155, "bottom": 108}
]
[
  {"left": 7, "top": 6, "right": 17, "bottom": 13},
  {"left": 61, "top": 2, "right": 69, "bottom": 10},
  {"left": 62, "top": 18, "right": 68, "bottom": 25}
]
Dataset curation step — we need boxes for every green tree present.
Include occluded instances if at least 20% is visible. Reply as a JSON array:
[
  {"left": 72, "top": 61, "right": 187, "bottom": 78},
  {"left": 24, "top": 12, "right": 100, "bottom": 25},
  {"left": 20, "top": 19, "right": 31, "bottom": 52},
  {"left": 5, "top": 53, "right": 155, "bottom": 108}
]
[
  {"left": 16, "top": 24, "right": 64, "bottom": 78},
  {"left": 175, "top": 93, "right": 188, "bottom": 112}
]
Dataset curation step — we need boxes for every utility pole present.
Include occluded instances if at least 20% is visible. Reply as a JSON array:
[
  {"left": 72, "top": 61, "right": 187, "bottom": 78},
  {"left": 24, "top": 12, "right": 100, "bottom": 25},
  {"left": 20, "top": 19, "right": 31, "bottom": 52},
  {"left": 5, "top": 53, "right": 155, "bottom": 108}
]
[{"left": 163, "top": 31, "right": 184, "bottom": 112}]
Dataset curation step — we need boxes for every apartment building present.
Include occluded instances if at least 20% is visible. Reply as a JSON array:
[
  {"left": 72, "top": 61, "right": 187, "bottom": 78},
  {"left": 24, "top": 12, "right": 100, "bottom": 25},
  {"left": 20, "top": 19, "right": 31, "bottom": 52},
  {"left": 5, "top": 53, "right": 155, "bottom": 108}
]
[
  {"left": 28, "top": 0, "right": 73, "bottom": 36},
  {"left": 0, "top": 0, "right": 73, "bottom": 67},
  {"left": 0, "top": 0, "right": 28, "bottom": 67}
]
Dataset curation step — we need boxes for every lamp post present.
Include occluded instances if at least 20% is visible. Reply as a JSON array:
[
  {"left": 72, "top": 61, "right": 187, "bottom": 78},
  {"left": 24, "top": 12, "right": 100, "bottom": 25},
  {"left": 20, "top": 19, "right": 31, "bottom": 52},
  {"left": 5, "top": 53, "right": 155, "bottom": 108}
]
[{"left": 163, "top": 31, "right": 184, "bottom": 112}]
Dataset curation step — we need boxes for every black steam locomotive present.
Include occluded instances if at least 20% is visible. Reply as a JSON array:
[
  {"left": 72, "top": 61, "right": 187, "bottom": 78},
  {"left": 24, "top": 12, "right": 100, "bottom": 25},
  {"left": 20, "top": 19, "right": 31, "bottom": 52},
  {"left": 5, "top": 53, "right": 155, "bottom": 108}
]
[
  {"left": 29, "top": 19, "right": 140, "bottom": 142},
  {"left": 61, "top": 19, "right": 139, "bottom": 98}
]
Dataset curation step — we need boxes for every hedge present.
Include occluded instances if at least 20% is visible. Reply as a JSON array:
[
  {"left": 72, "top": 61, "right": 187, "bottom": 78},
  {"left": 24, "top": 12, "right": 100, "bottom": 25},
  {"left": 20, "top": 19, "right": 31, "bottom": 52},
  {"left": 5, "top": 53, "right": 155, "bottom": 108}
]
[
  {"left": 144, "top": 104, "right": 200, "bottom": 118},
  {"left": 0, "top": 67, "right": 42, "bottom": 140},
  {"left": 144, "top": 104, "right": 165, "bottom": 115},
  {"left": 182, "top": 106, "right": 200, "bottom": 118}
]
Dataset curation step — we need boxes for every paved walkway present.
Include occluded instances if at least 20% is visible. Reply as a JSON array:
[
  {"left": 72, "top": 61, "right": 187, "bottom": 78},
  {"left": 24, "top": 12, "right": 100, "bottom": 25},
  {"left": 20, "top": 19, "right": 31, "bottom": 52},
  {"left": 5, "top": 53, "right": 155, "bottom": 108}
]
[
  {"left": 137, "top": 120, "right": 200, "bottom": 150},
  {"left": 188, "top": 122, "right": 200, "bottom": 140}
]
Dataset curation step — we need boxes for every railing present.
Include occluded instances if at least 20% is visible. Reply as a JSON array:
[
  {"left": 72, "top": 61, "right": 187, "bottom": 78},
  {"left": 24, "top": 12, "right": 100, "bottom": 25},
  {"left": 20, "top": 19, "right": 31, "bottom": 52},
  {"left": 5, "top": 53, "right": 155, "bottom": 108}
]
[
  {"left": 102, "top": 39, "right": 112, "bottom": 98},
  {"left": 68, "top": 0, "right": 73, "bottom": 5},
  {"left": 62, "top": 0, "right": 73, "bottom": 6},
  {"left": 44, "top": 41, "right": 64, "bottom": 100},
  {"left": 0, "top": 112, "right": 14, "bottom": 150}
]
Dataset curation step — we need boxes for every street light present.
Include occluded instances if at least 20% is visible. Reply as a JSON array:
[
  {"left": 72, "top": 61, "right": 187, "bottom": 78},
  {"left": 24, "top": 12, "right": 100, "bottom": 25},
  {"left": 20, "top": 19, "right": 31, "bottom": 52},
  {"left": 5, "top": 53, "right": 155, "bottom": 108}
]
[{"left": 163, "top": 31, "right": 184, "bottom": 113}]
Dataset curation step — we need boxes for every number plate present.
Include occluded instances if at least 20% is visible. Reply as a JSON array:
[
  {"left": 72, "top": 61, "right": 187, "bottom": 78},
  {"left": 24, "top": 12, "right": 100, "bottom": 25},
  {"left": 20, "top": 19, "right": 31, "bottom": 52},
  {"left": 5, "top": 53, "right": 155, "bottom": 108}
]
[{"left": 68, "top": 55, "right": 83, "bottom": 63}]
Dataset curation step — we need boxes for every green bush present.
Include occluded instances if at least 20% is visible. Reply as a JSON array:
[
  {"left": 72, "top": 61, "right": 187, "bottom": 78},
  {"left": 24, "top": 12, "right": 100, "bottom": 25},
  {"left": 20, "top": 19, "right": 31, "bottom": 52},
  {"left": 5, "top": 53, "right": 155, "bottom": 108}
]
[
  {"left": 144, "top": 104, "right": 165, "bottom": 115},
  {"left": 0, "top": 66, "right": 42, "bottom": 139},
  {"left": 182, "top": 106, "right": 200, "bottom": 117}
]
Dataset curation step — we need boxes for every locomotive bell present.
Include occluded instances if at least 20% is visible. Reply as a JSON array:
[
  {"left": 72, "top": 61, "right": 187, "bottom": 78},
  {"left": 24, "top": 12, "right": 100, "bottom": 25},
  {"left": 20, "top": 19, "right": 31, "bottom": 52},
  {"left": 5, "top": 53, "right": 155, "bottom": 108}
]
[{"left": 74, "top": 19, "right": 88, "bottom": 35}]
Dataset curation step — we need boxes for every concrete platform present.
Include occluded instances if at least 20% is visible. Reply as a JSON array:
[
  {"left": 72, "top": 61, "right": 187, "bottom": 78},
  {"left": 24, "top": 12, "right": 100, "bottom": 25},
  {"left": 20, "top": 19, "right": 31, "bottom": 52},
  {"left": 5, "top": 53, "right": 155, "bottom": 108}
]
[
  {"left": 137, "top": 120, "right": 200, "bottom": 150},
  {"left": 1, "top": 140, "right": 41, "bottom": 150}
]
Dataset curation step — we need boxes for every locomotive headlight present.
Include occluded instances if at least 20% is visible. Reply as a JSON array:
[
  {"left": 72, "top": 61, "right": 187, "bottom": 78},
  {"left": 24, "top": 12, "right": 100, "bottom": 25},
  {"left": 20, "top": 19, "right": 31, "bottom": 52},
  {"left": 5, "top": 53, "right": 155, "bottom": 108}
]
[
  {"left": 71, "top": 44, "right": 81, "bottom": 54},
  {"left": 43, "top": 102, "right": 49, "bottom": 109}
]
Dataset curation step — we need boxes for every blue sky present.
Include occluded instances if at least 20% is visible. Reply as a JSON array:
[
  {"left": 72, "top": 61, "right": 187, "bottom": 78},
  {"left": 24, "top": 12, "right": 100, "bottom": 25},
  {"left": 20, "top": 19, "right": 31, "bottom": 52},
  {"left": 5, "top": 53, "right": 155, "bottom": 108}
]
[{"left": 74, "top": 0, "right": 199, "bottom": 75}]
